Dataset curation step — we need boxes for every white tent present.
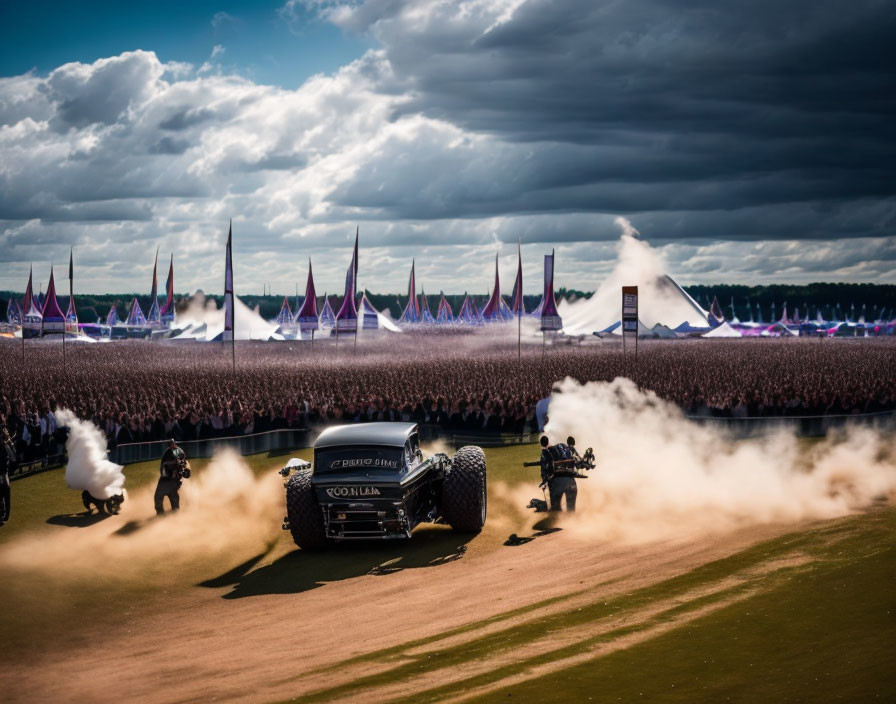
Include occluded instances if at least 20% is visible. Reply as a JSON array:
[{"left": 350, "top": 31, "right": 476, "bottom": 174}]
[
  {"left": 702, "top": 321, "right": 742, "bottom": 338},
  {"left": 562, "top": 274, "right": 709, "bottom": 334},
  {"left": 650, "top": 323, "right": 678, "bottom": 338}
]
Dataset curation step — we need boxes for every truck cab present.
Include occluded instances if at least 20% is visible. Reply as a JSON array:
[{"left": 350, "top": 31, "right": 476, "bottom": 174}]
[{"left": 310, "top": 422, "right": 446, "bottom": 539}]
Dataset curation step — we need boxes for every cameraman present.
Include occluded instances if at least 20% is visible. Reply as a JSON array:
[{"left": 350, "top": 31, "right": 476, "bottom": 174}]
[
  {"left": 540, "top": 436, "right": 578, "bottom": 512},
  {"left": 154, "top": 439, "right": 189, "bottom": 515}
]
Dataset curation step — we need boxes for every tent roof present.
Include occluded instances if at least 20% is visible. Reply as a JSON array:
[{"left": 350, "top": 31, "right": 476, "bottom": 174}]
[{"left": 702, "top": 321, "right": 742, "bottom": 338}]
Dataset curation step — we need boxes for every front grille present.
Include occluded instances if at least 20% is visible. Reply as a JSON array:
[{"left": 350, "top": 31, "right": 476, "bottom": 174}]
[{"left": 324, "top": 507, "right": 409, "bottom": 539}]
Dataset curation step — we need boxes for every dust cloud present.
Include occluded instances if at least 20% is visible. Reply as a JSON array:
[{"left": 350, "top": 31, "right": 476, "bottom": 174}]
[
  {"left": 528, "top": 377, "right": 896, "bottom": 543},
  {"left": 0, "top": 447, "right": 283, "bottom": 578}
]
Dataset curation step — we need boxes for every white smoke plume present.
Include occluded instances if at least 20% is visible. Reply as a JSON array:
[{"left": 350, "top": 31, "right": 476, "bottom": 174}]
[
  {"left": 56, "top": 408, "right": 126, "bottom": 500},
  {"left": 534, "top": 377, "right": 896, "bottom": 543},
  {"left": 175, "top": 291, "right": 281, "bottom": 340},
  {"left": 613, "top": 215, "right": 641, "bottom": 239},
  {"left": 560, "top": 217, "right": 707, "bottom": 332}
]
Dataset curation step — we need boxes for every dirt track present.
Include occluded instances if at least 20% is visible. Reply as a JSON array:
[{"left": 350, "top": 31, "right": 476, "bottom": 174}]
[{"left": 5, "top": 514, "right": 802, "bottom": 704}]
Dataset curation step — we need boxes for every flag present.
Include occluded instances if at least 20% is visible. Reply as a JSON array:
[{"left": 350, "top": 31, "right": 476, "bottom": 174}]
[
  {"left": 23, "top": 265, "right": 34, "bottom": 317},
  {"left": 510, "top": 240, "right": 524, "bottom": 315},
  {"left": 399, "top": 259, "right": 421, "bottom": 323},
  {"left": 161, "top": 254, "right": 175, "bottom": 321},
  {"left": 147, "top": 248, "right": 161, "bottom": 325},
  {"left": 540, "top": 250, "right": 562, "bottom": 331},
  {"left": 224, "top": 221, "right": 234, "bottom": 340},
  {"left": 481, "top": 253, "right": 512, "bottom": 321},
  {"left": 335, "top": 231, "right": 358, "bottom": 332},
  {"left": 296, "top": 259, "right": 320, "bottom": 331}
]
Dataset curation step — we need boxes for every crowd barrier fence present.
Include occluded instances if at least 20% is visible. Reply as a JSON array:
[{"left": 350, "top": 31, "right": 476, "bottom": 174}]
[{"left": 108, "top": 428, "right": 313, "bottom": 466}]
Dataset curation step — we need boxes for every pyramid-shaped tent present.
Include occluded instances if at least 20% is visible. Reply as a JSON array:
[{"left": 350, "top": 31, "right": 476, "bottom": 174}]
[
  {"left": 319, "top": 294, "right": 336, "bottom": 328},
  {"left": 457, "top": 293, "right": 482, "bottom": 324},
  {"left": 420, "top": 289, "right": 435, "bottom": 323},
  {"left": 6, "top": 297, "right": 23, "bottom": 326},
  {"left": 276, "top": 296, "right": 293, "bottom": 325},
  {"left": 481, "top": 254, "right": 514, "bottom": 322},
  {"left": 106, "top": 305, "right": 119, "bottom": 326},
  {"left": 41, "top": 267, "right": 67, "bottom": 333},
  {"left": 295, "top": 260, "right": 319, "bottom": 331},
  {"left": 126, "top": 297, "right": 147, "bottom": 326},
  {"left": 359, "top": 292, "right": 380, "bottom": 330},
  {"left": 436, "top": 292, "right": 454, "bottom": 324},
  {"left": 335, "top": 230, "right": 359, "bottom": 334},
  {"left": 399, "top": 260, "right": 422, "bottom": 324}
]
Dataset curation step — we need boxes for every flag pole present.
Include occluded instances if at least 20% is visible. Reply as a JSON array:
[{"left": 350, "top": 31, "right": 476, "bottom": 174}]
[{"left": 517, "top": 238, "right": 522, "bottom": 361}]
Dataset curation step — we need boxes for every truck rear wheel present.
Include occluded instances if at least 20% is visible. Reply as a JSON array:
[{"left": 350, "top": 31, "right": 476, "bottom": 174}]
[
  {"left": 286, "top": 470, "right": 329, "bottom": 550},
  {"left": 443, "top": 445, "right": 487, "bottom": 533}
]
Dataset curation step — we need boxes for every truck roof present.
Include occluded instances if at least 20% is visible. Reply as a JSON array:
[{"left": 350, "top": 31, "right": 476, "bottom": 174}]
[{"left": 313, "top": 422, "right": 419, "bottom": 449}]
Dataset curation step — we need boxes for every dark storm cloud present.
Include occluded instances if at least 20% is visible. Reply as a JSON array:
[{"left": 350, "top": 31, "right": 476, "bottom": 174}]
[{"left": 326, "top": 0, "right": 896, "bottom": 237}]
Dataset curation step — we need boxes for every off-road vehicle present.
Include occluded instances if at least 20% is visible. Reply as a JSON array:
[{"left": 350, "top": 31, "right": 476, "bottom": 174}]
[{"left": 279, "top": 422, "right": 486, "bottom": 548}]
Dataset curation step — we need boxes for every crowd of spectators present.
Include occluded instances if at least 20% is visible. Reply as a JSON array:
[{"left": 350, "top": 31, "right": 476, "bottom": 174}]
[{"left": 1, "top": 336, "right": 894, "bottom": 464}]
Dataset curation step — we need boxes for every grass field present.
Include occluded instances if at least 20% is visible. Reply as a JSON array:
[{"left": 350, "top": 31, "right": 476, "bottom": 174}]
[{"left": 1, "top": 443, "right": 894, "bottom": 703}]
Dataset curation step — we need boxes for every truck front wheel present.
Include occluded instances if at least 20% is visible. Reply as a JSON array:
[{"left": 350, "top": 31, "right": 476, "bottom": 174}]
[
  {"left": 286, "top": 470, "right": 329, "bottom": 550},
  {"left": 442, "top": 445, "right": 487, "bottom": 533}
]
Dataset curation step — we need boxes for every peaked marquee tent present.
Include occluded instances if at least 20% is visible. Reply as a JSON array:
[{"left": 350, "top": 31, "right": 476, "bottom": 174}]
[
  {"left": 420, "top": 289, "right": 435, "bottom": 323},
  {"left": 335, "top": 229, "right": 359, "bottom": 334},
  {"left": 399, "top": 259, "right": 422, "bottom": 324},
  {"left": 41, "top": 267, "right": 67, "bottom": 334},
  {"left": 481, "top": 254, "right": 514, "bottom": 322},
  {"left": 457, "top": 293, "right": 482, "bottom": 324},
  {"left": 126, "top": 298, "right": 147, "bottom": 327},
  {"left": 436, "top": 292, "right": 454, "bottom": 323},
  {"left": 295, "top": 260, "right": 320, "bottom": 332}
]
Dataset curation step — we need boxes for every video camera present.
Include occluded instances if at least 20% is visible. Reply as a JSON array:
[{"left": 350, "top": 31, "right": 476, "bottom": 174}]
[
  {"left": 522, "top": 444, "right": 596, "bottom": 488},
  {"left": 163, "top": 457, "right": 191, "bottom": 480}
]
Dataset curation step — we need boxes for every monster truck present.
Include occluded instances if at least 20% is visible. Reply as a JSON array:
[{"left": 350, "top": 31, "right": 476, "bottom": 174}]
[{"left": 279, "top": 422, "right": 486, "bottom": 549}]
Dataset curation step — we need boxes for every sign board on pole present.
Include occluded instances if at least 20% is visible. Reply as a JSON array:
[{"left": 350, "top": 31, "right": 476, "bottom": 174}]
[{"left": 621, "top": 286, "right": 638, "bottom": 355}]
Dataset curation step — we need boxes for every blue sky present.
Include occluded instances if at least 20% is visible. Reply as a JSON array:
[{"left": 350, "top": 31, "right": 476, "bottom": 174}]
[
  {"left": 0, "top": 1, "right": 368, "bottom": 87},
  {"left": 0, "top": 0, "right": 894, "bottom": 295}
]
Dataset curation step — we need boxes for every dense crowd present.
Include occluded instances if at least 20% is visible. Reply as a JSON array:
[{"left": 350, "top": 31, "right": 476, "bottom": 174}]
[{"left": 1, "top": 336, "right": 894, "bottom": 463}]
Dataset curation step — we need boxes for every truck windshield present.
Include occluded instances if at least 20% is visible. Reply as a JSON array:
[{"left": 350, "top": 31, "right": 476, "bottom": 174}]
[{"left": 315, "top": 446, "right": 404, "bottom": 474}]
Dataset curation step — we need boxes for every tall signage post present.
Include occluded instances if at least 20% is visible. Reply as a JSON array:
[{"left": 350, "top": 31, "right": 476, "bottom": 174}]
[{"left": 622, "top": 285, "right": 638, "bottom": 359}]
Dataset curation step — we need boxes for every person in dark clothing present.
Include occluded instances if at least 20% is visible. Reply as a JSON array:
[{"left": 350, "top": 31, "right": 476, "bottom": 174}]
[
  {"left": 0, "top": 425, "right": 15, "bottom": 526},
  {"left": 540, "top": 435, "right": 577, "bottom": 512},
  {"left": 154, "top": 439, "right": 189, "bottom": 515}
]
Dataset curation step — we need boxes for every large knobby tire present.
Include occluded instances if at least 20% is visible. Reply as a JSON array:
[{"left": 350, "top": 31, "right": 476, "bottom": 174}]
[
  {"left": 442, "top": 445, "right": 487, "bottom": 533},
  {"left": 286, "top": 470, "right": 329, "bottom": 550}
]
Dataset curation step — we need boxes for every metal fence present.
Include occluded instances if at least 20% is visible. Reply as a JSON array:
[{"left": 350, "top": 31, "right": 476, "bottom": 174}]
[
  {"left": 108, "top": 428, "right": 313, "bottom": 465},
  {"left": 684, "top": 410, "right": 895, "bottom": 438},
  {"left": 8, "top": 452, "right": 67, "bottom": 481}
]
